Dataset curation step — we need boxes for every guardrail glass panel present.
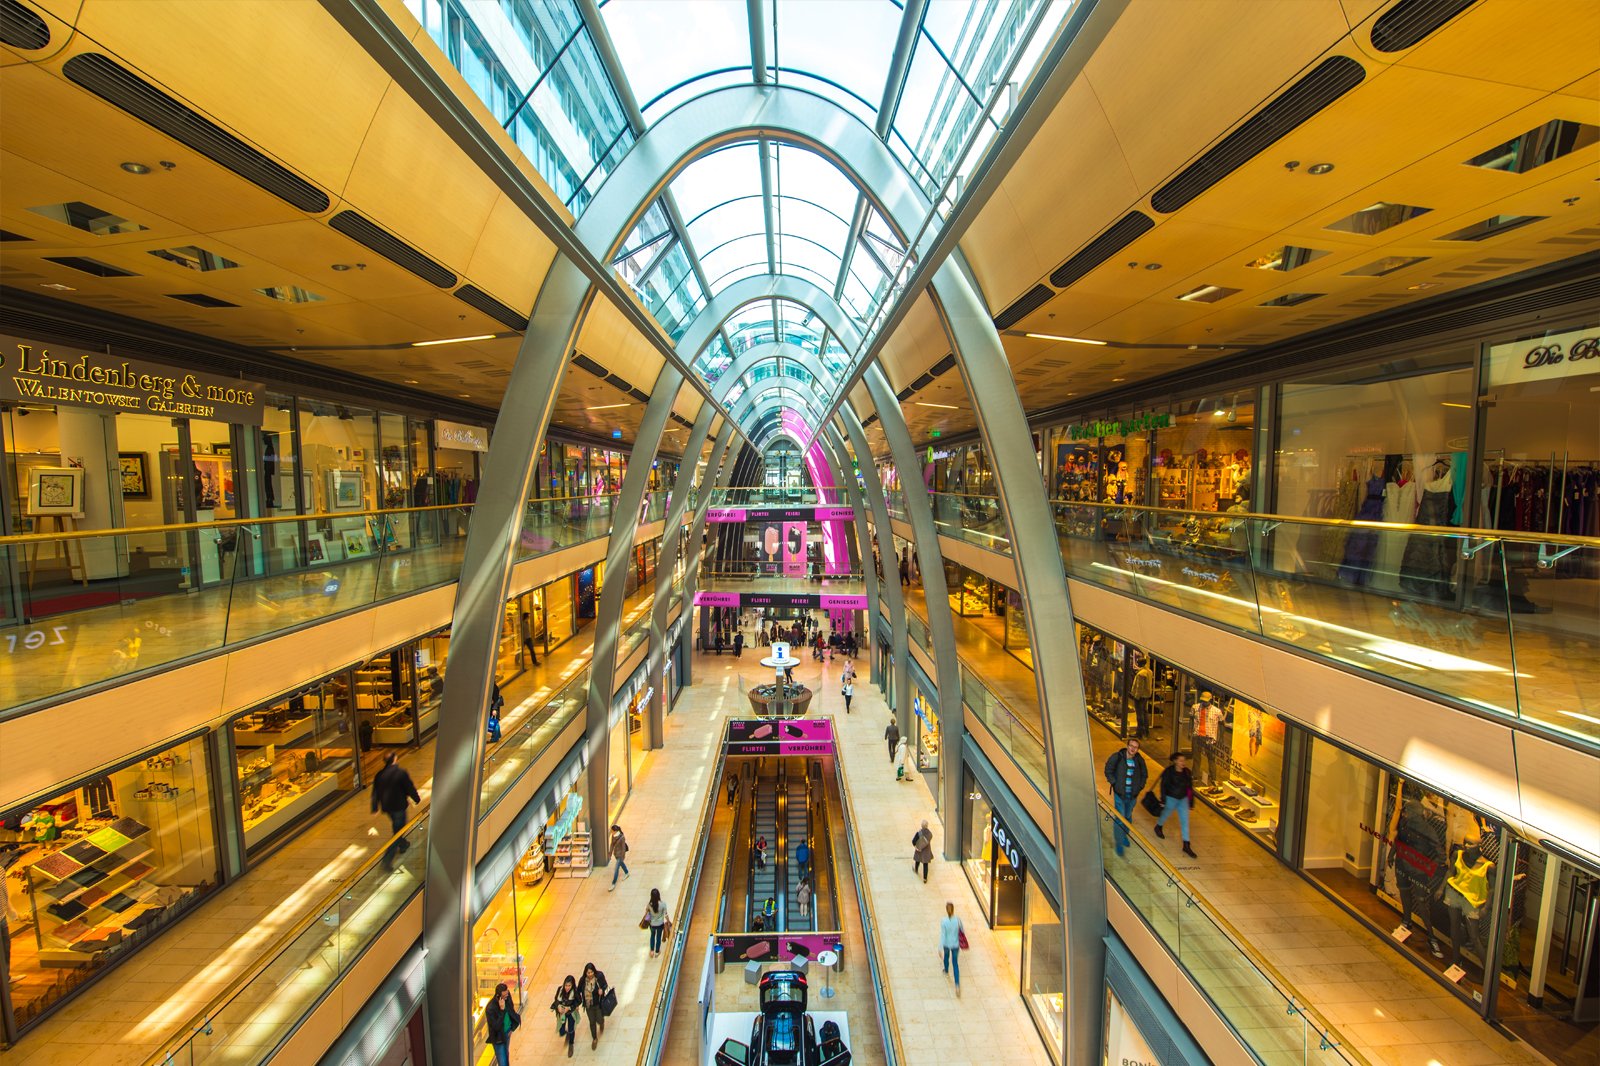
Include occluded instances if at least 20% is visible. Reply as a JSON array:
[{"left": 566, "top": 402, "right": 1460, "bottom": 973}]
[
  {"left": 959, "top": 667, "right": 1048, "bottom": 798},
  {"left": 480, "top": 668, "right": 591, "bottom": 814}
]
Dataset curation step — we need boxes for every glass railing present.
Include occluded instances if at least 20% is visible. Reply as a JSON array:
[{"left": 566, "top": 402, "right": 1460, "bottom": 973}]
[
  {"left": 708, "top": 485, "right": 827, "bottom": 506},
  {"left": 960, "top": 667, "right": 1048, "bottom": 799},
  {"left": 1099, "top": 801, "right": 1363, "bottom": 1065},
  {"left": 0, "top": 494, "right": 623, "bottom": 715},
  {"left": 480, "top": 667, "right": 590, "bottom": 814},
  {"left": 910, "top": 494, "right": 1600, "bottom": 746},
  {"left": 147, "top": 809, "right": 429, "bottom": 1066},
  {"left": 906, "top": 610, "right": 930, "bottom": 653},
  {"left": 617, "top": 616, "right": 650, "bottom": 664},
  {"left": 931, "top": 491, "right": 1008, "bottom": 552}
]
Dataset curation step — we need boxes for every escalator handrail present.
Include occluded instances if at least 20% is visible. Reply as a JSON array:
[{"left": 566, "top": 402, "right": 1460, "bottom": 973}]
[
  {"left": 831, "top": 742, "right": 908, "bottom": 1065},
  {"left": 635, "top": 745, "right": 726, "bottom": 1066}
]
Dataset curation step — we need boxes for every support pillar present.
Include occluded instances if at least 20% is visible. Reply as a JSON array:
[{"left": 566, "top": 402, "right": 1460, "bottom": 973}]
[{"left": 680, "top": 424, "right": 737, "bottom": 688}]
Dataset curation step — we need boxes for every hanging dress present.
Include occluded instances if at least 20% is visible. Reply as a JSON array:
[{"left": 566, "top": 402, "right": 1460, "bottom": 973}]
[
  {"left": 1337, "top": 477, "right": 1387, "bottom": 585},
  {"left": 1398, "top": 471, "right": 1457, "bottom": 600},
  {"left": 1377, "top": 473, "right": 1418, "bottom": 590}
]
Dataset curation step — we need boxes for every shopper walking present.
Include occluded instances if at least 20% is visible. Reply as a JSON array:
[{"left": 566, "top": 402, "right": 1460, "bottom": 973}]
[
  {"left": 1154, "top": 752, "right": 1198, "bottom": 858},
  {"left": 884, "top": 719, "right": 900, "bottom": 762},
  {"left": 733, "top": 631, "right": 744, "bottom": 658},
  {"left": 796, "top": 876, "right": 812, "bottom": 919},
  {"left": 485, "top": 982, "right": 521, "bottom": 1066},
  {"left": 912, "top": 820, "right": 934, "bottom": 882},
  {"left": 899, "top": 550, "right": 911, "bottom": 587},
  {"left": 642, "top": 888, "right": 671, "bottom": 957},
  {"left": 894, "top": 737, "right": 910, "bottom": 781},
  {"left": 727, "top": 774, "right": 739, "bottom": 809},
  {"left": 794, "top": 838, "right": 811, "bottom": 880},
  {"left": 939, "top": 901, "right": 964, "bottom": 995},
  {"left": 1103, "top": 738, "right": 1148, "bottom": 857},
  {"left": 520, "top": 612, "right": 539, "bottom": 667},
  {"left": 607, "top": 825, "right": 631, "bottom": 890},
  {"left": 550, "top": 974, "right": 580, "bottom": 1058},
  {"left": 842, "top": 678, "right": 854, "bottom": 714},
  {"left": 755, "top": 834, "right": 769, "bottom": 869},
  {"left": 370, "top": 752, "right": 421, "bottom": 871},
  {"left": 579, "top": 962, "right": 611, "bottom": 1050}
]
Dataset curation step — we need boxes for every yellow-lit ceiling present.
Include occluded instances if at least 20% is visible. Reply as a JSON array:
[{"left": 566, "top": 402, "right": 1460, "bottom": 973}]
[{"left": 2, "top": 0, "right": 1597, "bottom": 460}]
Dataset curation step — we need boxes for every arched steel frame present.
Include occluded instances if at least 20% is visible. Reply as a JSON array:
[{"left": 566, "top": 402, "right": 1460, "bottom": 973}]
[{"left": 423, "top": 83, "right": 1103, "bottom": 1066}]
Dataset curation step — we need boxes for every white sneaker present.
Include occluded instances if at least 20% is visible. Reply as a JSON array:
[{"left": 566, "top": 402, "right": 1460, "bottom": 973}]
[{"left": 608, "top": 883, "right": 616, "bottom": 892}]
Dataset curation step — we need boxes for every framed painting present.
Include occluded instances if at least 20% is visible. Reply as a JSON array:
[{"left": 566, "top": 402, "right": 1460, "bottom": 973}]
[
  {"left": 342, "top": 531, "right": 372, "bottom": 559},
  {"left": 118, "top": 452, "right": 151, "bottom": 500},
  {"left": 328, "top": 469, "right": 364, "bottom": 511},
  {"left": 28, "top": 466, "right": 84, "bottom": 517},
  {"left": 305, "top": 533, "right": 330, "bottom": 564}
]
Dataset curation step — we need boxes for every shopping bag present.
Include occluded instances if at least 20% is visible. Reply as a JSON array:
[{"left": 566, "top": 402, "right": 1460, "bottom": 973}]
[
  {"left": 957, "top": 928, "right": 970, "bottom": 950},
  {"left": 1141, "top": 791, "right": 1164, "bottom": 818}
]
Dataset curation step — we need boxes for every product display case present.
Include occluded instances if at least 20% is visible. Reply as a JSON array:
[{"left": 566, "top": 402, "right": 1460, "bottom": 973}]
[{"left": 546, "top": 829, "right": 590, "bottom": 876}]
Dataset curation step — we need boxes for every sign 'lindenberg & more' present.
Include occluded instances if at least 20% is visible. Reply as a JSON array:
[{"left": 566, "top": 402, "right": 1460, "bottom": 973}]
[{"left": 2, "top": 338, "right": 264, "bottom": 426}]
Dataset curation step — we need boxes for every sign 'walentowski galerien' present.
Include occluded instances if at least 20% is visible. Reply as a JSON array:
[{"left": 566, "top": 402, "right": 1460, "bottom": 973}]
[{"left": 1, "top": 337, "right": 264, "bottom": 425}]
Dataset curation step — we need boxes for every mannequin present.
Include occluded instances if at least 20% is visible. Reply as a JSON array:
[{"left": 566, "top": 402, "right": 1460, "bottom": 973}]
[
  {"left": 1444, "top": 837, "right": 1494, "bottom": 967},
  {"left": 1189, "top": 691, "right": 1225, "bottom": 786},
  {"left": 1129, "top": 656, "right": 1155, "bottom": 738},
  {"left": 1390, "top": 791, "right": 1447, "bottom": 959}
]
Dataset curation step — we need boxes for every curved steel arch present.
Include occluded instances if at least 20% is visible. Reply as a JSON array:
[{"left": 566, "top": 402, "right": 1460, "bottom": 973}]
[
  {"left": 731, "top": 383, "right": 826, "bottom": 432},
  {"left": 430, "top": 81, "right": 1102, "bottom": 1066},
  {"left": 709, "top": 343, "right": 827, "bottom": 403}
]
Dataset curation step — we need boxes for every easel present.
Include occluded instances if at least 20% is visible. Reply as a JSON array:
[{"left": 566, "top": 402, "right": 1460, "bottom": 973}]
[{"left": 25, "top": 515, "right": 88, "bottom": 591}]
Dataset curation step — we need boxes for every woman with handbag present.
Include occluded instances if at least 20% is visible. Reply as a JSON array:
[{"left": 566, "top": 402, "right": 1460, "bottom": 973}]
[
  {"left": 642, "top": 887, "right": 671, "bottom": 958},
  {"left": 579, "top": 961, "right": 612, "bottom": 1050},
  {"left": 485, "top": 982, "right": 520, "bottom": 1066},
  {"left": 550, "top": 974, "right": 580, "bottom": 1058},
  {"left": 939, "top": 901, "right": 966, "bottom": 995}
]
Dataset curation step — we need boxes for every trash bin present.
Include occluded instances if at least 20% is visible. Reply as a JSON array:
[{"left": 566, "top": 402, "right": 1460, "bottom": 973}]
[
  {"left": 713, "top": 944, "right": 725, "bottom": 974},
  {"left": 832, "top": 943, "right": 843, "bottom": 975}
]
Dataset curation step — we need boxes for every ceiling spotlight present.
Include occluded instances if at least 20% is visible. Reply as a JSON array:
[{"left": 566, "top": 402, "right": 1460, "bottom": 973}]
[
  {"left": 1307, "top": 163, "right": 1335, "bottom": 176},
  {"left": 1283, "top": 160, "right": 1301, "bottom": 171},
  {"left": 331, "top": 263, "right": 353, "bottom": 272},
  {"left": 1563, "top": 196, "right": 1581, "bottom": 206},
  {"left": 1144, "top": 263, "right": 1162, "bottom": 270},
  {"left": 1111, "top": 377, "right": 1126, "bottom": 382},
  {"left": 458, "top": 393, "right": 471, "bottom": 398},
  {"left": 120, "top": 162, "right": 152, "bottom": 175},
  {"left": 158, "top": 161, "right": 177, "bottom": 170}
]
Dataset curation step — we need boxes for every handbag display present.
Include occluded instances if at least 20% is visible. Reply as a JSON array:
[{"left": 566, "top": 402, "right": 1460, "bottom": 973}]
[{"left": 1141, "top": 790, "right": 1164, "bottom": 817}]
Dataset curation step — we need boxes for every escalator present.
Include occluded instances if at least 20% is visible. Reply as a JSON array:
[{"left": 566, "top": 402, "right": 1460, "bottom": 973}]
[
  {"left": 748, "top": 762, "right": 780, "bottom": 930},
  {"left": 784, "top": 762, "right": 814, "bottom": 931}
]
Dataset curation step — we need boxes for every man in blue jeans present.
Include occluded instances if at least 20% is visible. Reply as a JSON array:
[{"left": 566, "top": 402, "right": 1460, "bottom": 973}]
[{"left": 1103, "top": 737, "right": 1148, "bottom": 857}]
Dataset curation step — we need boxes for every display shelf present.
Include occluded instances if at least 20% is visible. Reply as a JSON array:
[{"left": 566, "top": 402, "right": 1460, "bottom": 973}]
[
  {"left": 241, "top": 773, "right": 339, "bottom": 849},
  {"left": 36, "top": 846, "right": 153, "bottom": 907},
  {"left": 1213, "top": 781, "right": 1277, "bottom": 835},
  {"left": 232, "top": 717, "right": 315, "bottom": 748},
  {"left": 547, "top": 831, "right": 590, "bottom": 876}
]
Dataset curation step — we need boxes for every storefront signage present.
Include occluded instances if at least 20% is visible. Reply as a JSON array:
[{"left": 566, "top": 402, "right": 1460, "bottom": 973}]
[
  {"left": 692, "top": 591, "right": 869, "bottom": 610},
  {"left": 706, "top": 506, "right": 856, "bottom": 523},
  {"left": 724, "top": 717, "right": 835, "bottom": 756},
  {"left": 1066, "top": 412, "right": 1171, "bottom": 441},
  {"left": 1487, "top": 324, "right": 1599, "bottom": 386},
  {"left": 818, "top": 594, "right": 868, "bottom": 611},
  {"left": 435, "top": 419, "right": 488, "bottom": 452},
  {"left": 2, "top": 336, "right": 264, "bottom": 425},
  {"left": 989, "top": 810, "right": 1025, "bottom": 874},
  {"left": 1106, "top": 990, "right": 1159, "bottom": 1066}
]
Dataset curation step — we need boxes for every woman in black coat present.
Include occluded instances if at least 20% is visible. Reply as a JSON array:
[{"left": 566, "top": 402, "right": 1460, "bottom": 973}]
[
  {"left": 551, "top": 974, "right": 581, "bottom": 1057},
  {"left": 579, "top": 961, "right": 611, "bottom": 1050}
]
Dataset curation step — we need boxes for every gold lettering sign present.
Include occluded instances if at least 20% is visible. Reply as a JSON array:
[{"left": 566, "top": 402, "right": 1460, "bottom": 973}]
[{"left": 1, "top": 337, "right": 264, "bottom": 425}]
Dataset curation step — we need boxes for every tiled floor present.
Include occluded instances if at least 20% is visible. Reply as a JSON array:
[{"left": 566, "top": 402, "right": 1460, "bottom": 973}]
[
  {"left": 904, "top": 589, "right": 1552, "bottom": 1066},
  {"left": 0, "top": 586, "right": 659, "bottom": 1066}
]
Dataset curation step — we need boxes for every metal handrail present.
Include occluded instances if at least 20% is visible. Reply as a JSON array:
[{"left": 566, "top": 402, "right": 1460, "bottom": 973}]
[
  {"left": 140, "top": 805, "right": 430, "bottom": 1066},
  {"left": 1097, "top": 799, "right": 1370, "bottom": 1064},
  {"left": 635, "top": 739, "right": 726, "bottom": 1065},
  {"left": 0, "top": 491, "right": 641, "bottom": 546},
  {"left": 830, "top": 736, "right": 907, "bottom": 1065}
]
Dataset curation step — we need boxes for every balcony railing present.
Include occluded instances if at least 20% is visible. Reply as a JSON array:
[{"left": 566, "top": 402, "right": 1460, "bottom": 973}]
[{"left": 883, "top": 492, "right": 1600, "bottom": 746}]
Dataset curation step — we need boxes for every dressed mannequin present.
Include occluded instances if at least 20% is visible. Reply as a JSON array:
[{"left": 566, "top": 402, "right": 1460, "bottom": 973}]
[
  {"left": 1444, "top": 838, "right": 1494, "bottom": 967},
  {"left": 1129, "top": 657, "right": 1155, "bottom": 738},
  {"left": 1390, "top": 791, "right": 1447, "bottom": 959},
  {"left": 1189, "top": 691, "right": 1225, "bottom": 786}
]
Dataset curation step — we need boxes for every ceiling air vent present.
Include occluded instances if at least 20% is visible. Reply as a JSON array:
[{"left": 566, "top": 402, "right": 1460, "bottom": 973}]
[
  {"left": 1151, "top": 56, "right": 1365, "bottom": 214},
  {"left": 0, "top": 0, "right": 49, "bottom": 50},
  {"left": 61, "top": 54, "right": 330, "bottom": 214},
  {"left": 1370, "top": 0, "right": 1477, "bottom": 52},
  {"left": 861, "top": 413, "right": 878, "bottom": 427},
  {"left": 454, "top": 284, "right": 528, "bottom": 330},
  {"left": 329, "top": 211, "right": 456, "bottom": 287},
  {"left": 629, "top": 388, "right": 650, "bottom": 402},
  {"left": 572, "top": 352, "right": 608, "bottom": 377},
  {"left": 1048, "top": 212, "right": 1154, "bottom": 288},
  {"left": 993, "top": 283, "right": 1055, "bottom": 329},
  {"left": 895, "top": 386, "right": 913, "bottom": 402},
  {"left": 910, "top": 372, "right": 935, "bottom": 390},
  {"left": 167, "top": 292, "right": 238, "bottom": 308},
  {"left": 930, "top": 354, "right": 957, "bottom": 376},
  {"left": 604, "top": 373, "right": 633, "bottom": 393}
]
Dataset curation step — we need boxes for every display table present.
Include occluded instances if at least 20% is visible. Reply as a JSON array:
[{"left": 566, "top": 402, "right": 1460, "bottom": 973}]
[
  {"left": 232, "top": 717, "right": 314, "bottom": 748},
  {"left": 242, "top": 773, "right": 339, "bottom": 849},
  {"left": 746, "top": 684, "right": 812, "bottom": 718}
]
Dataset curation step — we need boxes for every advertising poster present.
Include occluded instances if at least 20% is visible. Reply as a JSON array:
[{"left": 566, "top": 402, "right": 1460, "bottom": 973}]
[
  {"left": 576, "top": 567, "right": 596, "bottom": 619},
  {"left": 782, "top": 521, "right": 807, "bottom": 576},
  {"left": 760, "top": 522, "right": 783, "bottom": 567}
]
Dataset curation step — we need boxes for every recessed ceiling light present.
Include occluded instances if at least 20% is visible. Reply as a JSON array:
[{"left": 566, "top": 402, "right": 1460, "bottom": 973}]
[
  {"left": 587, "top": 403, "right": 629, "bottom": 410},
  {"left": 1307, "top": 163, "right": 1335, "bottom": 175},
  {"left": 1111, "top": 377, "right": 1126, "bottom": 382},
  {"left": 1176, "top": 284, "right": 1240, "bottom": 304},
  {"left": 915, "top": 401, "right": 958, "bottom": 410},
  {"left": 412, "top": 334, "right": 496, "bottom": 347},
  {"left": 458, "top": 393, "right": 471, "bottom": 398},
  {"left": 331, "top": 263, "right": 353, "bottom": 272},
  {"left": 120, "top": 162, "right": 152, "bottom": 175},
  {"left": 1441, "top": 402, "right": 1472, "bottom": 409},
  {"left": 1023, "top": 333, "right": 1107, "bottom": 346},
  {"left": 40, "top": 282, "right": 76, "bottom": 291},
  {"left": 1144, "top": 263, "right": 1162, "bottom": 270},
  {"left": 403, "top": 378, "right": 419, "bottom": 384}
]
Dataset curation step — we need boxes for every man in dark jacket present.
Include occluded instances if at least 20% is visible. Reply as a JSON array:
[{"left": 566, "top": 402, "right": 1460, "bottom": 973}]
[
  {"left": 371, "top": 752, "right": 421, "bottom": 870},
  {"left": 885, "top": 720, "right": 901, "bottom": 763},
  {"left": 1153, "top": 752, "right": 1197, "bottom": 859},
  {"left": 1103, "top": 738, "right": 1148, "bottom": 857}
]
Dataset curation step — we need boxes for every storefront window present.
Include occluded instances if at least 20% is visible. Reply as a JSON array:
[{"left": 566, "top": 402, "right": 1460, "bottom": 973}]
[
  {"left": 1077, "top": 623, "right": 1129, "bottom": 736},
  {"left": 912, "top": 686, "right": 940, "bottom": 773},
  {"left": 1301, "top": 740, "right": 1504, "bottom": 1003},
  {"left": 1152, "top": 397, "right": 1256, "bottom": 513},
  {"left": 1020, "top": 872, "right": 1064, "bottom": 1063},
  {"left": 961, "top": 769, "right": 997, "bottom": 923},
  {"left": 351, "top": 648, "right": 421, "bottom": 751},
  {"left": 232, "top": 676, "right": 360, "bottom": 855},
  {"left": 1, "top": 736, "right": 220, "bottom": 1035},
  {"left": 1274, "top": 353, "right": 1474, "bottom": 585},
  {"left": 1003, "top": 588, "right": 1031, "bottom": 669},
  {"left": 543, "top": 578, "right": 574, "bottom": 650}
]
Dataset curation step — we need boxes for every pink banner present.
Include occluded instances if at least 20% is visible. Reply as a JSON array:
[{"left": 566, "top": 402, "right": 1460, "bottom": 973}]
[
  {"left": 716, "top": 932, "right": 842, "bottom": 963},
  {"left": 725, "top": 718, "right": 835, "bottom": 756},
  {"left": 819, "top": 594, "right": 869, "bottom": 611},
  {"left": 705, "top": 507, "right": 747, "bottom": 522},
  {"left": 693, "top": 591, "right": 740, "bottom": 607},
  {"left": 782, "top": 521, "right": 807, "bottom": 576},
  {"left": 815, "top": 506, "right": 854, "bottom": 522}
]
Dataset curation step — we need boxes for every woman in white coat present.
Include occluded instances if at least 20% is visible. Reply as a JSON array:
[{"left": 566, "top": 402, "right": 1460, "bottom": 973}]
[{"left": 894, "top": 737, "right": 910, "bottom": 780}]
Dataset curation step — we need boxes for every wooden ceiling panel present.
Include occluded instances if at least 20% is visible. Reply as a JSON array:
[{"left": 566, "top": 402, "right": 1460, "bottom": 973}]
[
  {"left": 464, "top": 193, "right": 557, "bottom": 316},
  {"left": 341, "top": 88, "right": 501, "bottom": 273},
  {"left": 1084, "top": 0, "right": 1356, "bottom": 189},
  {"left": 72, "top": 0, "right": 389, "bottom": 193},
  {"left": 363, "top": 292, "right": 513, "bottom": 340},
  {"left": 574, "top": 295, "right": 666, "bottom": 387},
  {"left": 209, "top": 220, "right": 439, "bottom": 300},
  {"left": 1377, "top": 0, "right": 1600, "bottom": 92},
  {"left": 877, "top": 293, "right": 946, "bottom": 392},
  {"left": 1009, "top": 286, "right": 1144, "bottom": 338},
  {"left": 959, "top": 188, "right": 1047, "bottom": 321},
  {"left": 1336, "top": 0, "right": 1389, "bottom": 28}
]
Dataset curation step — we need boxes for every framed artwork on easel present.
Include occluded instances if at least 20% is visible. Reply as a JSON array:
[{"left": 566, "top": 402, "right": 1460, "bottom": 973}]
[{"left": 28, "top": 467, "right": 84, "bottom": 517}]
